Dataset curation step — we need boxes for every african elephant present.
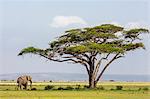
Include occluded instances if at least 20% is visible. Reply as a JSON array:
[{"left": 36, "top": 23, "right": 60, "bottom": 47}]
[{"left": 17, "top": 75, "right": 32, "bottom": 90}]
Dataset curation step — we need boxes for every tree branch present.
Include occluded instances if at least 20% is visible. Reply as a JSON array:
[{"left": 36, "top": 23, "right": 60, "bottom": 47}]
[
  {"left": 95, "top": 53, "right": 120, "bottom": 83},
  {"left": 38, "top": 53, "right": 90, "bottom": 75},
  {"left": 39, "top": 53, "right": 77, "bottom": 62},
  {"left": 93, "top": 53, "right": 110, "bottom": 80},
  {"left": 101, "top": 53, "right": 110, "bottom": 60},
  {"left": 71, "top": 54, "right": 89, "bottom": 63},
  {"left": 82, "top": 53, "right": 90, "bottom": 61},
  {"left": 93, "top": 59, "right": 101, "bottom": 80}
]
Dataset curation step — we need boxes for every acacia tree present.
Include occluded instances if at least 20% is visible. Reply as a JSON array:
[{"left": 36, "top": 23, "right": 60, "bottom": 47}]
[{"left": 18, "top": 24, "right": 149, "bottom": 88}]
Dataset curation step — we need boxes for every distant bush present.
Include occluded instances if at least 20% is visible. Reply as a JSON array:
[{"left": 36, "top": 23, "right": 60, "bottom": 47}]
[
  {"left": 1, "top": 80, "right": 7, "bottom": 82},
  {"left": 142, "top": 87, "right": 149, "bottom": 91},
  {"left": 97, "top": 86, "right": 104, "bottom": 90},
  {"left": 44, "top": 85, "right": 54, "bottom": 90},
  {"left": 49, "top": 80, "right": 53, "bottom": 82},
  {"left": 84, "top": 85, "right": 89, "bottom": 89},
  {"left": 31, "top": 88, "right": 37, "bottom": 90},
  {"left": 116, "top": 86, "right": 123, "bottom": 90},
  {"left": 57, "top": 87, "right": 64, "bottom": 90},
  {"left": 75, "top": 84, "right": 81, "bottom": 90},
  {"left": 109, "top": 80, "right": 115, "bottom": 82},
  {"left": 110, "top": 88, "right": 115, "bottom": 91},
  {"left": 138, "top": 88, "right": 142, "bottom": 91},
  {"left": 65, "top": 86, "right": 74, "bottom": 90}
]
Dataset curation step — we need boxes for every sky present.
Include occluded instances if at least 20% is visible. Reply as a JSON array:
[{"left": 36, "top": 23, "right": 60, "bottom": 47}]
[{"left": 0, "top": 0, "right": 150, "bottom": 75}]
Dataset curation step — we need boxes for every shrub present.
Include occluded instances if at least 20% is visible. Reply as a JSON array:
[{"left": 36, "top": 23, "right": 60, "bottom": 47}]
[
  {"left": 65, "top": 86, "right": 74, "bottom": 90},
  {"left": 97, "top": 86, "right": 104, "bottom": 90},
  {"left": 75, "top": 84, "right": 81, "bottom": 90},
  {"left": 116, "top": 86, "right": 123, "bottom": 90},
  {"left": 31, "top": 88, "right": 37, "bottom": 90},
  {"left": 138, "top": 88, "right": 142, "bottom": 91},
  {"left": 44, "top": 85, "right": 54, "bottom": 90},
  {"left": 84, "top": 85, "right": 89, "bottom": 89},
  {"left": 110, "top": 88, "right": 115, "bottom": 90},
  {"left": 57, "top": 87, "right": 64, "bottom": 90},
  {"left": 49, "top": 80, "right": 53, "bottom": 82},
  {"left": 142, "top": 87, "right": 149, "bottom": 91}
]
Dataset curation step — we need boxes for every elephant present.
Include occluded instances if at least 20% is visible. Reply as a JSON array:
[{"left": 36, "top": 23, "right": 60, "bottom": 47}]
[{"left": 17, "top": 75, "right": 32, "bottom": 90}]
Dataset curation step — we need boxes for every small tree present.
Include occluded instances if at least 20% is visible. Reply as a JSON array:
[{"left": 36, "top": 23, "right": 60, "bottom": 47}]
[{"left": 18, "top": 24, "right": 149, "bottom": 88}]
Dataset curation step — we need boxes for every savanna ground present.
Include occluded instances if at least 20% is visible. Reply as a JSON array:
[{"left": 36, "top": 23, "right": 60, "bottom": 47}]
[{"left": 0, "top": 81, "right": 150, "bottom": 99}]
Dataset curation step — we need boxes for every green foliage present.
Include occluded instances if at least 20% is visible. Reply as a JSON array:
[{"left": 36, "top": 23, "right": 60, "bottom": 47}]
[
  {"left": 75, "top": 84, "right": 81, "bottom": 89},
  {"left": 97, "top": 86, "right": 105, "bottom": 90},
  {"left": 66, "top": 43, "right": 124, "bottom": 54},
  {"left": 124, "top": 28, "right": 149, "bottom": 35},
  {"left": 19, "top": 24, "right": 149, "bottom": 57},
  {"left": 65, "top": 86, "right": 74, "bottom": 90},
  {"left": 116, "top": 86, "right": 123, "bottom": 90},
  {"left": 124, "top": 28, "right": 149, "bottom": 40},
  {"left": 87, "top": 43, "right": 124, "bottom": 53},
  {"left": 84, "top": 85, "right": 89, "bottom": 89},
  {"left": 31, "top": 88, "right": 37, "bottom": 90},
  {"left": 49, "top": 24, "right": 148, "bottom": 55},
  {"left": 86, "top": 24, "right": 124, "bottom": 33},
  {"left": 44, "top": 85, "right": 54, "bottom": 90},
  {"left": 66, "top": 45, "right": 89, "bottom": 53},
  {"left": 18, "top": 47, "right": 41, "bottom": 55},
  {"left": 142, "top": 87, "right": 149, "bottom": 91},
  {"left": 18, "top": 47, "right": 50, "bottom": 56},
  {"left": 50, "top": 41, "right": 60, "bottom": 48},
  {"left": 123, "top": 43, "right": 145, "bottom": 51},
  {"left": 57, "top": 87, "right": 64, "bottom": 90}
]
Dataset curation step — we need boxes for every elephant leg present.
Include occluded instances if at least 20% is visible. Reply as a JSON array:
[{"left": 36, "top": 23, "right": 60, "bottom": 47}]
[
  {"left": 24, "top": 85, "right": 27, "bottom": 90},
  {"left": 17, "top": 84, "right": 20, "bottom": 90},
  {"left": 23, "top": 83, "right": 27, "bottom": 90},
  {"left": 17, "top": 83, "right": 20, "bottom": 90},
  {"left": 16, "top": 83, "right": 18, "bottom": 90}
]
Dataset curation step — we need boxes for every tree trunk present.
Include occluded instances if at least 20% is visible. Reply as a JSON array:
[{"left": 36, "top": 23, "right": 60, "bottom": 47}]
[
  {"left": 88, "top": 59, "right": 97, "bottom": 88},
  {"left": 89, "top": 75, "right": 96, "bottom": 88}
]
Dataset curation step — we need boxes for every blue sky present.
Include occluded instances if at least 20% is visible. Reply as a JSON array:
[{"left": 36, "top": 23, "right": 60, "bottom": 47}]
[{"left": 0, "top": 0, "right": 150, "bottom": 75}]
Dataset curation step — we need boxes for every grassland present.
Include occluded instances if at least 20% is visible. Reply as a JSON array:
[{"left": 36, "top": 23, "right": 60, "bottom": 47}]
[{"left": 0, "top": 81, "right": 150, "bottom": 99}]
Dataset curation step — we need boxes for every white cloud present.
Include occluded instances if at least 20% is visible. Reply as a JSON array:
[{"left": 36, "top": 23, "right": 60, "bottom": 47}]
[{"left": 50, "top": 16, "right": 87, "bottom": 28}]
